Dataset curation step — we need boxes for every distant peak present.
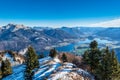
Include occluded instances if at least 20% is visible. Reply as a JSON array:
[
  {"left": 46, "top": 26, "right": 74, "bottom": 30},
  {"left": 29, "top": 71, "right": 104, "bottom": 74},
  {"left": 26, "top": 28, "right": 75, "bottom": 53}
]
[
  {"left": 6, "top": 23, "right": 26, "bottom": 28},
  {"left": 2, "top": 23, "right": 30, "bottom": 32}
]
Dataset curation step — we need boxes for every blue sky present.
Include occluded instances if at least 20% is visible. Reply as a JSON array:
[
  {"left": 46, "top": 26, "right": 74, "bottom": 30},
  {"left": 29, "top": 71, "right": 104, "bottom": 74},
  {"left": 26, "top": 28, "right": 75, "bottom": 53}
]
[{"left": 0, "top": 0, "right": 120, "bottom": 27}]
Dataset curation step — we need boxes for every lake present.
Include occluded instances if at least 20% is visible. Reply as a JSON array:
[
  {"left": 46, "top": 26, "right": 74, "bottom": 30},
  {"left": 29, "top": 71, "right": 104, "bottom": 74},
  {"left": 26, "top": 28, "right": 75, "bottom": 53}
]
[{"left": 43, "top": 38, "right": 120, "bottom": 61}]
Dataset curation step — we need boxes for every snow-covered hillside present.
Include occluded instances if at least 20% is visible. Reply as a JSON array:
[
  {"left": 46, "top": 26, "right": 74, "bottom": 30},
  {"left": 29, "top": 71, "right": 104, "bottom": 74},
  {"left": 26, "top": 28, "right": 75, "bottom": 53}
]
[{"left": 2, "top": 57, "right": 94, "bottom": 80}]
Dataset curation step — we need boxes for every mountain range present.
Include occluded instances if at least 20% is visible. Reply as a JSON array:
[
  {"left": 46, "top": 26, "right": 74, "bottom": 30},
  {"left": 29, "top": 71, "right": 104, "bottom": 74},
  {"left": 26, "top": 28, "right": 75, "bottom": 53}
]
[{"left": 0, "top": 23, "right": 120, "bottom": 54}]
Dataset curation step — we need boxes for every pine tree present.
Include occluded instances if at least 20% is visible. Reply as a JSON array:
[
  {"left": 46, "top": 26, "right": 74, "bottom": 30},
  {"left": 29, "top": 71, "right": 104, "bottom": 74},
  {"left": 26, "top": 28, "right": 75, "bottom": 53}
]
[
  {"left": 25, "top": 46, "right": 39, "bottom": 80},
  {"left": 110, "top": 49, "right": 120, "bottom": 80},
  {"left": 49, "top": 48, "right": 57, "bottom": 58},
  {"left": 90, "top": 40, "right": 98, "bottom": 49},
  {"left": 94, "top": 47, "right": 120, "bottom": 80},
  {"left": 1, "top": 59, "right": 12, "bottom": 77},
  {"left": 82, "top": 51, "right": 90, "bottom": 64},
  {"left": 62, "top": 53, "right": 67, "bottom": 62},
  {"left": 113, "top": 65, "right": 120, "bottom": 80},
  {"left": 99, "top": 47, "right": 112, "bottom": 80},
  {"left": 83, "top": 41, "right": 120, "bottom": 80},
  {"left": 85, "top": 40, "right": 101, "bottom": 73}
]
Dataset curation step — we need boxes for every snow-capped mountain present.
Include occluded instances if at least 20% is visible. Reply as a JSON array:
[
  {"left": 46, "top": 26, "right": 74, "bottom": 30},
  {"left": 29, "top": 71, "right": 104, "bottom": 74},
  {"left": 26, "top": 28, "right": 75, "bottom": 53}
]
[
  {"left": 1, "top": 23, "right": 30, "bottom": 32},
  {"left": 0, "top": 24, "right": 79, "bottom": 53},
  {"left": 0, "top": 23, "right": 120, "bottom": 54}
]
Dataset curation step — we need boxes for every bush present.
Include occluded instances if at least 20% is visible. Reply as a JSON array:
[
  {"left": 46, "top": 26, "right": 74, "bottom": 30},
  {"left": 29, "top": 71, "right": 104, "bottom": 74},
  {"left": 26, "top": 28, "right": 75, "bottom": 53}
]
[
  {"left": 49, "top": 48, "right": 57, "bottom": 58},
  {"left": 61, "top": 53, "right": 68, "bottom": 62}
]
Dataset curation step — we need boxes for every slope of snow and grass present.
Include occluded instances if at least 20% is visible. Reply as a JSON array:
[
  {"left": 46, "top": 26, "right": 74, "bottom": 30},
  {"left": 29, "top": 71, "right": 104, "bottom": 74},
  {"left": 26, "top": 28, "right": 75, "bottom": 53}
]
[{"left": 2, "top": 56, "right": 94, "bottom": 80}]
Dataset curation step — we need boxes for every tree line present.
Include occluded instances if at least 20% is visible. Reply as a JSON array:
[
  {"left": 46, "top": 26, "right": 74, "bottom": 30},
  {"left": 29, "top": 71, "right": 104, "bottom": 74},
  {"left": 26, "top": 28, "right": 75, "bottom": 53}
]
[{"left": 83, "top": 40, "right": 120, "bottom": 80}]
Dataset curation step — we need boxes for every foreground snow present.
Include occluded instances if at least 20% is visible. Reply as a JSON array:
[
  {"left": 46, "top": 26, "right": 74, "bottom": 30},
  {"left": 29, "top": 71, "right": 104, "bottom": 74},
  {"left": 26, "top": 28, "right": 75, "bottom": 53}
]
[
  {"left": 2, "top": 56, "right": 94, "bottom": 80},
  {"left": 48, "top": 63, "right": 94, "bottom": 80},
  {"left": 34, "top": 63, "right": 61, "bottom": 80},
  {"left": 3, "top": 57, "right": 60, "bottom": 80}
]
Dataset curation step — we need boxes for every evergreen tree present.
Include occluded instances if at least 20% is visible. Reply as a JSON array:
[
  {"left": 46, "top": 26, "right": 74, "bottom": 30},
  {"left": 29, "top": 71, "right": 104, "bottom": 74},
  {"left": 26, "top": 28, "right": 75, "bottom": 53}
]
[
  {"left": 82, "top": 51, "right": 90, "bottom": 64},
  {"left": 25, "top": 46, "right": 39, "bottom": 80},
  {"left": 49, "top": 48, "right": 57, "bottom": 58},
  {"left": 90, "top": 40, "right": 98, "bottom": 49},
  {"left": 110, "top": 49, "right": 120, "bottom": 80},
  {"left": 61, "top": 53, "right": 67, "bottom": 62},
  {"left": 84, "top": 40, "right": 101, "bottom": 73},
  {"left": 113, "top": 65, "right": 120, "bottom": 80},
  {"left": 89, "top": 49, "right": 101, "bottom": 73},
  {"left": 97, "top": 47, "right": 120, "bottom": 80},
  {"left": 1, "top": 59, "right": 12, "bottom": 77},
  {"left": 98, "top": 47, "right": 112, "bottom": 80},
  {"left": 83, "top": 41, "right": 120, "bottom": 80}
]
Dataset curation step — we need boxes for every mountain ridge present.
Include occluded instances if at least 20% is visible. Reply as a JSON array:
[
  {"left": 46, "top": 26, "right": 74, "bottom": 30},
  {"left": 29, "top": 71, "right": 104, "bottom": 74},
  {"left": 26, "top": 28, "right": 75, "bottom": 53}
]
[{"left": 0, "top": 24, "right": 120, "bottom": 54}]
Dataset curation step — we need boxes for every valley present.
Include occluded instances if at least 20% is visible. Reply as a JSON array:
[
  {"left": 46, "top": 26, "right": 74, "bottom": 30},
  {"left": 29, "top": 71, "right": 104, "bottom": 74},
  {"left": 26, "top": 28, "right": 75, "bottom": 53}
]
[
  {"left": 0, "top": 24, "right": 120, "bottom": 61},
  {"left": 0, "top": 24, "right": 120, "bottom": 80},
  {"left": 43, "top": 38, "right": 120, "bottom": 61}
]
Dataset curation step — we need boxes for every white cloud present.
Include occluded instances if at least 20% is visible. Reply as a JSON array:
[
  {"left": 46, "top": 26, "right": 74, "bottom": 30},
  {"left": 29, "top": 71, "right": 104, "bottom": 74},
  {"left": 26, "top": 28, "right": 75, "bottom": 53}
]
[{"left": 89, "top": 18, "right": 120, "bottom": 27}]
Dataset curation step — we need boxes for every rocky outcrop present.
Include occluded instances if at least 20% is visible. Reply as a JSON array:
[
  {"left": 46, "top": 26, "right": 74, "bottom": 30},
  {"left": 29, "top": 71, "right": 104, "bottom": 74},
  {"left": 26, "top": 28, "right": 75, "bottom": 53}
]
[
  {"left": 0, "top": 51, "right": 25, "bottom": 66},
  {"left": 48, "top": 63, "right": 94, "bottom": 80}
]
